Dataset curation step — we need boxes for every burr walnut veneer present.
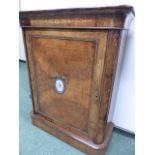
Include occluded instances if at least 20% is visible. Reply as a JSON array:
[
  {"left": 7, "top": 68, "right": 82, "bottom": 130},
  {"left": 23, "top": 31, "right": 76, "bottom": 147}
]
[{"left": 20, "top": 6, "right": 134, "bottom": 155}]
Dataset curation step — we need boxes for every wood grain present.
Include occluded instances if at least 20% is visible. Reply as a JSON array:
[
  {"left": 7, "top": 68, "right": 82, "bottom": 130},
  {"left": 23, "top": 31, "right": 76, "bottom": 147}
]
[
  {"left": 20, "top": 6, "right": 134, "bottom": 155},
  {"left": 24, "top": 29, "right": 108, "bottom": 138},
  {"left": 20, "top": 6, "right": 134, "bottom": 30}
]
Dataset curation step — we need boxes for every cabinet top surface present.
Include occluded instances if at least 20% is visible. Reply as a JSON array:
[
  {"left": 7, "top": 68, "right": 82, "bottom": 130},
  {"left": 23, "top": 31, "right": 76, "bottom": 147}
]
[{"left": 19, "top": 5, "right": 134, "bottom": 30}]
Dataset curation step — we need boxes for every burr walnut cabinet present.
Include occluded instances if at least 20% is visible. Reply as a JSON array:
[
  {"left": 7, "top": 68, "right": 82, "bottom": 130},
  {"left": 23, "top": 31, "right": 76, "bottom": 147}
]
[{"left": 20, "top": 6, "right": 134, "bottom": 155}]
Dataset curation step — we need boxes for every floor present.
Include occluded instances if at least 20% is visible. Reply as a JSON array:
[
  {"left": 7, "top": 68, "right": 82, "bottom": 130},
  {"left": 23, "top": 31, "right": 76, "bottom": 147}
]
[{"left": 19, "top": 62, "right": 135, "bottom": 155}]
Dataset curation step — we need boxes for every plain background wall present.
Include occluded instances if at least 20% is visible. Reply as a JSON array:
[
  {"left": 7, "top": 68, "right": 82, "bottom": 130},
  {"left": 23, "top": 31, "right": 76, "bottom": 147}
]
[{"left": 19, "top": 0, "right": 135, "bottom": 133}]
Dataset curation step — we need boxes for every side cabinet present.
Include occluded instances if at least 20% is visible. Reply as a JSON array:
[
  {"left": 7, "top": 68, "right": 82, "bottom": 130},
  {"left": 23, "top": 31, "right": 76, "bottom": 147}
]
[{"left": 20, "top": 6, "right": 134, "bottom": 155}]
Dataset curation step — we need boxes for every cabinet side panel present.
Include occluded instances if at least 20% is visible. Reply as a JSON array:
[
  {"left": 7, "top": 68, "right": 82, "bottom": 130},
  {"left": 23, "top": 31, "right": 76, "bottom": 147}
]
[
  {"left": 96, "top": 30, "right": 122, "bottom": 143},
  {"left": 107, "top": 30, "right": 128, "bottom": 123}
]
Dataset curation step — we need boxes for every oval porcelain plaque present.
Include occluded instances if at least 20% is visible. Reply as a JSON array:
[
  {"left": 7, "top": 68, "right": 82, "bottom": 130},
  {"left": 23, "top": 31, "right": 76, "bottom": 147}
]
[{"left": 55, "top": 79, "right": 65, "bottom": 93}]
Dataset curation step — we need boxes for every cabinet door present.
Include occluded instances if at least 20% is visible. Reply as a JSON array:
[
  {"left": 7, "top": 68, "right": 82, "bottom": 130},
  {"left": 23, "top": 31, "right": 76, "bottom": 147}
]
[{"left": 24, "top": 29, "right": 108, "bottom": 140}]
